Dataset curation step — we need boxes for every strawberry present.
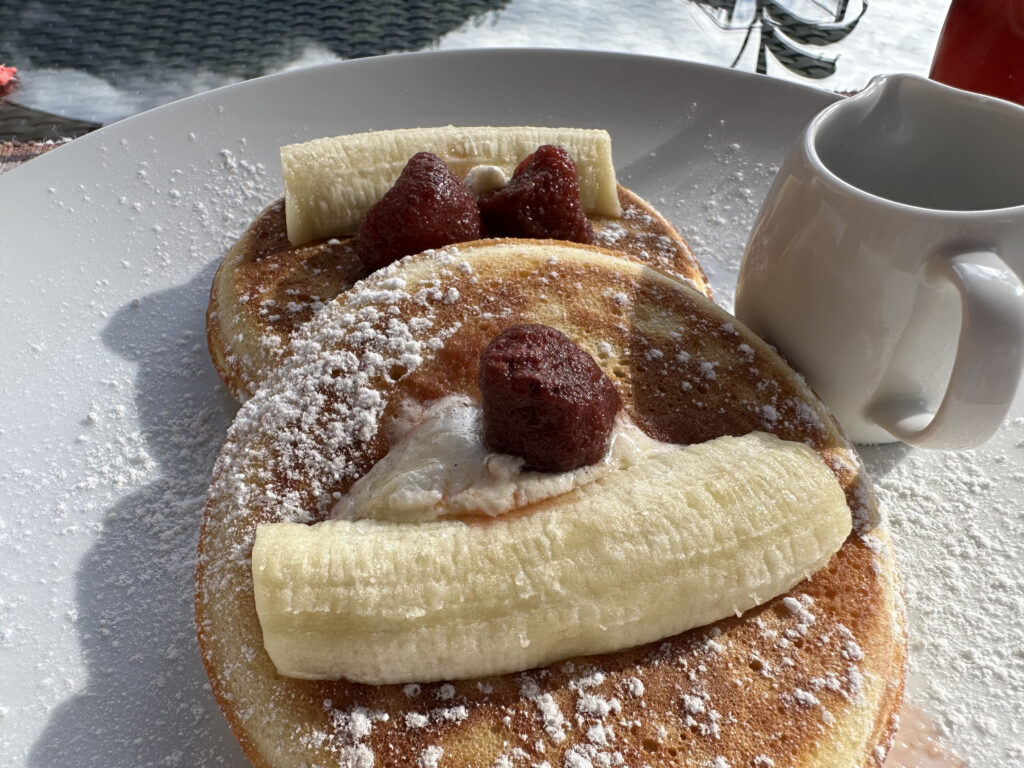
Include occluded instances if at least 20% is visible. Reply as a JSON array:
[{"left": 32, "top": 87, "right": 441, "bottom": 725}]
[
  {"left": 478, "top": 145, "right": 594, "bottom": 244},
  {"left": 356, "top": 152, "right": 483, "bottom": 271},
  {"left": 479, "top": 323, "right": 620, "bottom": 472}
]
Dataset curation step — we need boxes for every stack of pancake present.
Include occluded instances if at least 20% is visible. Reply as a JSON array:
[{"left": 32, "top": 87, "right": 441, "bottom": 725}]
[
  {"left": 207, "top": 185, "right": 708, "bottom": 402},
  {"left": 197, "top": 175, "right": 905, "bottom": 768}
]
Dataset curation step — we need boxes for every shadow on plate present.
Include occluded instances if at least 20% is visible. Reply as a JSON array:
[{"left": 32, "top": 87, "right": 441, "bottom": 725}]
[
  {"left": 27, "top": 264, "right": 246, "bottom": 768},
  {"left": 857, "top": 440, "right": 916, "bottom": 480}
]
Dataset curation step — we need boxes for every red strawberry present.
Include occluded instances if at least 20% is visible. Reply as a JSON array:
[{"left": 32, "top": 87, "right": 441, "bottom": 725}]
[
  {"left": 356, "top": 152, "right": 483, "bottom": 272},
  {"left": 478, "top": 145, "right": 594, "bottom": 244},
  {"left": 479, "top": 323, "right": 620, "bottom": 472}
]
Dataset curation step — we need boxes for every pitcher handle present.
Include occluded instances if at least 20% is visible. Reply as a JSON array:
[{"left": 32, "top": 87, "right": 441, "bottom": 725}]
[{"left": 867, "top": 251, "right": 1024, "bottom": 449}]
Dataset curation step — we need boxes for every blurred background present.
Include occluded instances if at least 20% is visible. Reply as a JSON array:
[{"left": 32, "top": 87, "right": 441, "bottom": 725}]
[{"left": 0, "top": 0, "right": 949, "bottom": 140}]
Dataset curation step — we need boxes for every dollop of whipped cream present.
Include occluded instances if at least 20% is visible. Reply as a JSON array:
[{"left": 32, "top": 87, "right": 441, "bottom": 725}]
[
  {"left": 462, "top": 164, "right": 508, "bottom": 197},
  {"left": 330, "top": 395, "right": 670, "bottom": 523}
]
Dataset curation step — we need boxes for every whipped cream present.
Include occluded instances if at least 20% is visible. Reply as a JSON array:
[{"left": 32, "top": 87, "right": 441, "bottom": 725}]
[
  {"left": 330, "top": 395, "right": 669, "bottom": 522},
  {"left": 462, "top": 164, "right": 508, "bottom": 197}
]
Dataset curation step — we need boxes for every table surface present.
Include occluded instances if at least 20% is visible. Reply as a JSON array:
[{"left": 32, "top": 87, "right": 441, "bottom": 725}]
[{"left": 1, "top": 0, "right": 950, "bottom": 134}]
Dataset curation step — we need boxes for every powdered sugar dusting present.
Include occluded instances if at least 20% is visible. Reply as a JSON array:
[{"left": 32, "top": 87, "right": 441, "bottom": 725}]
[
  {"left": 0, "top": 131, "right": 282, "bottom": 765},
  {"left": 212, "top": 252, "right": 465, "bottom": 532},
  {"left": 302, "top": 705, "right": 388, "bottom": 766},
  {"left": 862, "top": 422, "right": 1024, "bottom": 766},
  {"left": 419, "top": 745, "right": 444, "bottom": 768}
]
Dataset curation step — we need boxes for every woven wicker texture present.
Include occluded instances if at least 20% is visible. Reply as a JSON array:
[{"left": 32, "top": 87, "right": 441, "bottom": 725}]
[
  {"left": 1, "top": 0, "right": 509, "bottom": 78},
  {"left": 0, "top": 101, "right": 99, "bottom": 142},
  {"left": 0, "top": 139, "right": 65, "bottom": 174}
]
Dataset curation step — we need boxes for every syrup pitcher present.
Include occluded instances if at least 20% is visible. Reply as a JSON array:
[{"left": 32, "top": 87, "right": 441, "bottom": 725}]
[{"left": 735, "top": 74, "right": 1024, "bottom": 449}]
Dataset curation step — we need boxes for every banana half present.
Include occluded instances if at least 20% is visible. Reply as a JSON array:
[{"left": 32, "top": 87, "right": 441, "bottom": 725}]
[
  {"left": 252, "top": 431, "right": 851, "bottom": 685},
  {"left": 281, "top": 126, "right": 622, "bottom": 245}
]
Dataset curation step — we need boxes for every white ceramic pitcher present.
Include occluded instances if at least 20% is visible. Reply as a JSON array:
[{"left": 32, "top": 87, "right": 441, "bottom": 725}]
[{"left": 735, "top": 74, "right": 1024, "bottom": 448}]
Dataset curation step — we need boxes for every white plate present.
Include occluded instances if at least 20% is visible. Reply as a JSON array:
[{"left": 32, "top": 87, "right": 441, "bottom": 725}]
[{"left": 1, "top": 49, "right": 1019, "bottom": 767}]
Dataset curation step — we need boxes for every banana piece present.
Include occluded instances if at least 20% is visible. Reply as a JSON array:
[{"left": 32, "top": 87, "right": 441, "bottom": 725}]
[
  {"left": 251, "top": 431, "right": 851, "bottom": 684},
  {"left": 281, "top": 126, "right": 622, "bottom": 245}
]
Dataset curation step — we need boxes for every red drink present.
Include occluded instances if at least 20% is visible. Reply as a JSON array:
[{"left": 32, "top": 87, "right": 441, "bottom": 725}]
[{"left": 930, "top": 0, "right": 1024, "bottom": 106}]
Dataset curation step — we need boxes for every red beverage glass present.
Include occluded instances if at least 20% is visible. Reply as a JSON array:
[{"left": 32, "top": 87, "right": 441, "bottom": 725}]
[{"left": 930, "top": 0, "right": 1024, "bottom": 106}]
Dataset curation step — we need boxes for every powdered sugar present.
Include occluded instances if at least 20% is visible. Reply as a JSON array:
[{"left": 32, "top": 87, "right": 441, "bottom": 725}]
[
  {"left": 419, "top": 745, "right": 444, "bottom": 768},
  {"left": 859, "top": 423, "right": 1024, "bottom": 766},
  {"left": 1, "top": 132, "right": 274, "bottom": 764},
  {"left": 623, "top": 677, "right": 644, "bottom": 698},
  {"left": 406, "top": 712, "right": 430, "bottom": 729},
  {"left": 791, "top": 688, "right": 821, "bottom": 708}
]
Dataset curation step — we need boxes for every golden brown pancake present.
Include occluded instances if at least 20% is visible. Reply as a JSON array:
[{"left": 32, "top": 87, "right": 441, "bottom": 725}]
[
  {"left": 206, "top": 185, "right": 709, "bottom": 401},
  {"left": 196, "top": 241, "right": 905, "bottom": 768}
]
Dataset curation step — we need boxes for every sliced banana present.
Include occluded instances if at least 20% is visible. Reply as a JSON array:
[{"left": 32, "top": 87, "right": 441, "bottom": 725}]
[
  {"left": 281, "top": 126, "right": 622, "bottom": 245},
  {"left": 252, "top": 431, "right": 851, "bottom": 684}
]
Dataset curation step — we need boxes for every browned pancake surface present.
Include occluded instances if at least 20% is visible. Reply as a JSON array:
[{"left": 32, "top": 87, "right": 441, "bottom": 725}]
[
  {"left": 206, "top": 186, "right": 709, "bottom": 401},
  {"left": 197, "top": 242, "right": 904, "bottom": 768}
]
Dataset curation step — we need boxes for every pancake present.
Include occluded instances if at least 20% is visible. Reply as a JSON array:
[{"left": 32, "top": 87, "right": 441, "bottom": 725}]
[
  {"left": 206, "top": 185, "right": 709, "bottom": 401},
  {"left": 196, "top": 241, "right": 906, "bottom": 768}
]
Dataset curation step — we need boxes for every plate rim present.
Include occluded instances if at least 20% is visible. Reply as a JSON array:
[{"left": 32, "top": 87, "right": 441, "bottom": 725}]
[{"left": 0, "top": 46, "right": 840, "bottom": 188}]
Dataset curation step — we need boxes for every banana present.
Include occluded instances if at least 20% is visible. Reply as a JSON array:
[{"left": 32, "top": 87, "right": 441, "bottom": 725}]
[
  {"left": 281, "top": 126, "right": 622, "bottom": 245},
  {"left": 251, "top": 431, "right": 851, "bottom": 684}
]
